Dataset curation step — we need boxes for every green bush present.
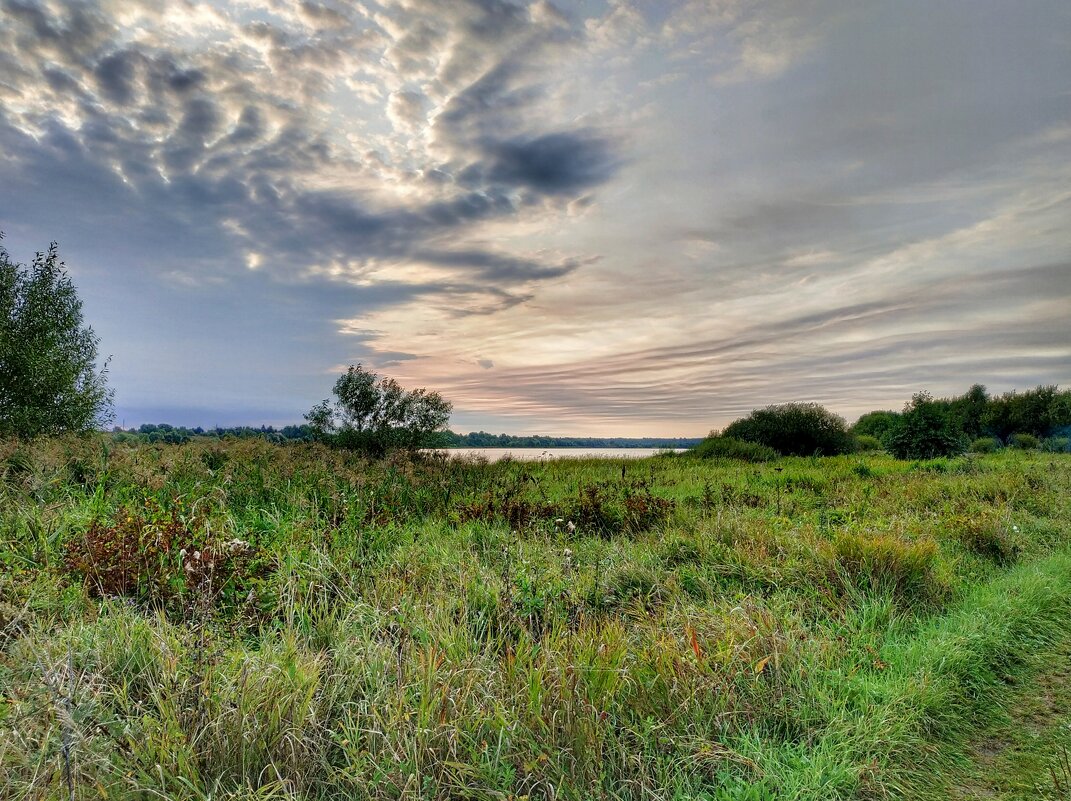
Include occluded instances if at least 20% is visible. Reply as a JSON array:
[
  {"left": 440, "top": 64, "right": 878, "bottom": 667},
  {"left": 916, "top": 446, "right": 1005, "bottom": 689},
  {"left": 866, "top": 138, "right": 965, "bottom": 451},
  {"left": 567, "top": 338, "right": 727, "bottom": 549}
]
[
  {"left": 1041, "top": 436, "right": 1070, "bottom": 453},
  {"left": 970, "top": 437, "right": 1001, "bottom": 453},
  {"left": 1008, "top": 433, "right": 1039, "bottom": 450},
  {"left": 721, "top": 402, "right": 856, "bottom": 456},
  {"left": 855, "top": 434, "right": 883, "bottom": 452},
  {"left": 689, "top": 436, "right": 778, "bottom": 462},
  {"left": 886, "top": 392, "right": 967, "bottom": 460},
  {"left": 851, "top": 410, "right": 900, "bottom": 443}
]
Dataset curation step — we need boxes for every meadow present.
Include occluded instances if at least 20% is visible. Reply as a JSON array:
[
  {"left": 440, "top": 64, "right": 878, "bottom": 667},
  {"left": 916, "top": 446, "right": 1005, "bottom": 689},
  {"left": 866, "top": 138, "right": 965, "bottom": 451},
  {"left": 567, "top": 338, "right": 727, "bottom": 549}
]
[{"left": 1, "top": 437, "right": 1070, "bottom": 800}]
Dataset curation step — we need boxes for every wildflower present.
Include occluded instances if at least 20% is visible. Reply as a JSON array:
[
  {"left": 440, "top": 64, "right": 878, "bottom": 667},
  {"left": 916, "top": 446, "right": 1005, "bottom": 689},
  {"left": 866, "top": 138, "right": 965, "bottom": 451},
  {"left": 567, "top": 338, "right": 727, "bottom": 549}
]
[
  {"left": 567, "top": 521, "right": 576, "bottom": 533},
  {"left": 193, "top": 551, "right": 201, "bottom": 560}
]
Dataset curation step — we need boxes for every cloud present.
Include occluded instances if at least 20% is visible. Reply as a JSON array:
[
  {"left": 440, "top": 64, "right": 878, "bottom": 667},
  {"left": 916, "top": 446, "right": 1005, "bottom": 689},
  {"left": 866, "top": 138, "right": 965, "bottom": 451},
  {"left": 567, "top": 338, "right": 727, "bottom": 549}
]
[
  {"left": 484, "top": 131, "right": 621, "bottom": 195},
  {"left": 0, "top": 0, "right": 1068, "bottom": 433}
]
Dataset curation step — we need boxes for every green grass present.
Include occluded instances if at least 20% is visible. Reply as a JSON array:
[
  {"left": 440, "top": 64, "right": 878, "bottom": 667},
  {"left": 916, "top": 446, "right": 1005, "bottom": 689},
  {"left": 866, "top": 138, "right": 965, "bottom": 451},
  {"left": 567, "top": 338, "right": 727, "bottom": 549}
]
[
  {"left": 946, "top": 634, "right": 1071, "bottom": 799},
  {"left": 0, "top": 437, "right": 1069, "bottom": 799}
]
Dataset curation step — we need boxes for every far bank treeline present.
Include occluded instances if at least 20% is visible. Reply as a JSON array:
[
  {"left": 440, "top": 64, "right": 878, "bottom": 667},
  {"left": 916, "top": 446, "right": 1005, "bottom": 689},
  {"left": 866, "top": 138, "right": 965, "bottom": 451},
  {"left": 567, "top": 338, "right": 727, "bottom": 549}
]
[
  {"left": 694, "top": 384, "right": 1071, "bottom": 462},
  {"left": 110, "top": 383, "right": 1071, "bottom": 462},
  {"left": 110, "top": 423, "right": 700, "bottom": 450}
]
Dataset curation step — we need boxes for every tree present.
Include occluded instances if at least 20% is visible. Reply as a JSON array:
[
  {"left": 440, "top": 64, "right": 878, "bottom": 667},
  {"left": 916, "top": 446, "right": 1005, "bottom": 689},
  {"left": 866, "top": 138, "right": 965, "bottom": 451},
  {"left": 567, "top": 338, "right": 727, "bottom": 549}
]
[
  {"left": 0, "top": 234, "right": 113, "bottom": 438},
  {"left": 306, "top": 364, "right": 452, "bottom": 456},
  {"left": 949, "top": 383, "right": 989, "bottom": 440},
  {"left": 851, "top": 410, "right": 901, "bottom": 444},
  {"left": 721, "top": 402, "right": 856, "bottom": 456},
  {"left": 885, "top": 392, "right": 967, "bottom": 460}
]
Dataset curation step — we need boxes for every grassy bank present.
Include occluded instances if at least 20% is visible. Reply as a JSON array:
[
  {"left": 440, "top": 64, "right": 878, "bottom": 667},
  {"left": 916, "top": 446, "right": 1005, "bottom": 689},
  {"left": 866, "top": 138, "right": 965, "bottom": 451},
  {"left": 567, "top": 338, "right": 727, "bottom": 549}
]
[{"left": 1, "top": 438, "right": 1069, "bottom": 799}]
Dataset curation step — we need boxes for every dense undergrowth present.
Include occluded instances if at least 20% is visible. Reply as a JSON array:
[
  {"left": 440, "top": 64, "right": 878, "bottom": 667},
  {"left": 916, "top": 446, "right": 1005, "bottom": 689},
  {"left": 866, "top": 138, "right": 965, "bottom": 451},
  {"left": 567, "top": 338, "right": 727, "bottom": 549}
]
[{"left": 1, "top": 438, "right": 1069, "bottom": 799}]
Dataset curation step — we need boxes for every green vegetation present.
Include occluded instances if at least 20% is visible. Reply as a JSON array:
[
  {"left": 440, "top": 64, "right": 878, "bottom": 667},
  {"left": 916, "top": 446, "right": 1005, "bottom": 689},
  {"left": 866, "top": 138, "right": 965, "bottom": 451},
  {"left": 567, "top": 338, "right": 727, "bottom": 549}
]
[
  {"left": 0, "top": 234, "right": 112, "bottom": 438},
  {"left": 689, "top": 435, "right": 779, "bottom": 462},
  {"left": 1, "top": 438, "right": 1069, "bottom": 799},
  {"left": 854, "top": 384, "right": 1071, "bottom": 457},
  {"left": 306, "top": 364, "right": 452, "bottom": 456},
  {"left": 720, "top": 402, "right": 857, "bottom": 456},
  {"left": 886, "top": 391, "right": 968, "bottom": 460},
  {"left": 945, "top": 635, "right": 1071, "bottom": 799}
]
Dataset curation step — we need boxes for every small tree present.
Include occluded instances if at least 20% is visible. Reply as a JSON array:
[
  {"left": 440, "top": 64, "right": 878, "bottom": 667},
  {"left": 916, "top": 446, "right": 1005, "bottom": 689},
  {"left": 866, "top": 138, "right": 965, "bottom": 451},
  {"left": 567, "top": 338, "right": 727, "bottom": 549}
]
[
  {"left": 721, "top": 402, "right": 856, "bottom": 456},
  {"left": 306, "top": 364, "right": 452, "bottom": 456},
  {"left": 851, "top": 410, "right": 901, "bottom": 445},
  {"left": 0, "top": 234, "right": 113, "bottom": 438},
  {"left": 886, "top": 392, "right": 967, "bottom": 460}
]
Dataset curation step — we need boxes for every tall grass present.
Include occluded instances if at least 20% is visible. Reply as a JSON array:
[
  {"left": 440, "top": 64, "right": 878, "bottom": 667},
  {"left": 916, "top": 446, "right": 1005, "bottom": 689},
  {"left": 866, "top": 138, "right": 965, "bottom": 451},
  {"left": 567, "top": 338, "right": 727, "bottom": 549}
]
[{"left": 0, "top": 438, "right": 1069, "bottom": 798}]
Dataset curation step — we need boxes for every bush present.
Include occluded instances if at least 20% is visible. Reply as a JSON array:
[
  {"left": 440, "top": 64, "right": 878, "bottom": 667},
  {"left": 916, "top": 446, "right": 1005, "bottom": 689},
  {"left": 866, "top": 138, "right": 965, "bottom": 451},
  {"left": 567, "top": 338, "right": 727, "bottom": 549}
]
[
  {"left": 886, "top": 392, "right": 967, "bottom": 460},
  {"left": 851, "top": 410, "right": 900, "bottom": 443},
  {"left": 970, "top": 437, "right": 1001, "bottom": 453},
  {"left": 1008, "top": 432, "right": 1039, "bottom": 450},
  {"left": 689, "top": 436, "right": 778, "bottom": 462},
  {"left": 854, "top": 434, "right": 883, "bottom": 452},
  {"left": 721, "top": 402, "right": 856, "bottom": 456},
  {"left": 1041, "top": 436, "right": 1070, "bottom": 453}
]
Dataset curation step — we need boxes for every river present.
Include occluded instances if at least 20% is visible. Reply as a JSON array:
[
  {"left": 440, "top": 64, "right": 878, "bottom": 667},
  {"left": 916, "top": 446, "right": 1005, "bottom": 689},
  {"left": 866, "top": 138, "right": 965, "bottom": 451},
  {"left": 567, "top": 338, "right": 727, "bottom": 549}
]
[{"left": 429, "top": 447, "right": 685, "bottom": 461}]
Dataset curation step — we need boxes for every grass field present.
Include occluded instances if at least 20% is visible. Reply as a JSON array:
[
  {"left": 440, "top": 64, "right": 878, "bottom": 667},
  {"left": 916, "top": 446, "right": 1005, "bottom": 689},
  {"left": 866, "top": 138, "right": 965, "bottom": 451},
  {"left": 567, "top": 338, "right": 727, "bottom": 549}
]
[{"left": 1, "top": 437, "right": 1070, "bottom": 800}]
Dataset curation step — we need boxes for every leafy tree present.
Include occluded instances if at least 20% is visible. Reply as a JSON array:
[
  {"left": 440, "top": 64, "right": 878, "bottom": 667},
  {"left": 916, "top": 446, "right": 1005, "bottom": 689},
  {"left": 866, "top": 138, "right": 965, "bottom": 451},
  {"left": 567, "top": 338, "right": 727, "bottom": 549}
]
[
  {"left": 886, "top": 392, "right": 967, "bottom": 460},
  {"left": 721, "top": 402, "right": 856, "bottom": 456},
  {"left": 851, "top": 410, "right": 900, "bottom": 444},
  {"left": 306, "top": 364, "right": 452, "bottom": 456},
  {"left": 0, "top": 234, "right": 113, "bottom": 438},
  {"left": 983, "top": 385, "right": 1071, "bottom": 440},
  {"left": 949, "top": 383, "right": 989, "bottom": 440}
]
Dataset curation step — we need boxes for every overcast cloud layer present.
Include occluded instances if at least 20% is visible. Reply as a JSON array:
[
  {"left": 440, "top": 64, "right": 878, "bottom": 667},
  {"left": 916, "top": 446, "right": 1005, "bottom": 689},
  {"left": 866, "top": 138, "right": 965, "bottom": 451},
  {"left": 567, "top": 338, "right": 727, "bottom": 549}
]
[{"left": 1, "top": 0, "right": 1068, "bottom": 435}]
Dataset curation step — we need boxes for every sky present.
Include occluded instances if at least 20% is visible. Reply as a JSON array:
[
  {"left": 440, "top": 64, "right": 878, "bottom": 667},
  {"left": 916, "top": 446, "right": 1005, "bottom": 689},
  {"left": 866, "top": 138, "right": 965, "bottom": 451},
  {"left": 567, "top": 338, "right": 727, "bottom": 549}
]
[{"left": 1, "top": 0, "right": 1069, "bottom": 436}]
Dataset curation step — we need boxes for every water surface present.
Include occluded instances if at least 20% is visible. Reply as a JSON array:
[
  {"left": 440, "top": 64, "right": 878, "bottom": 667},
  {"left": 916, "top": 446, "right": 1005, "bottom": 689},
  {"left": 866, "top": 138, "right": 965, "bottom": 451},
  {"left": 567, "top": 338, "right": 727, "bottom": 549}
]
[{"left": 430, "top": 447, "right": 684, "bottom": 461}]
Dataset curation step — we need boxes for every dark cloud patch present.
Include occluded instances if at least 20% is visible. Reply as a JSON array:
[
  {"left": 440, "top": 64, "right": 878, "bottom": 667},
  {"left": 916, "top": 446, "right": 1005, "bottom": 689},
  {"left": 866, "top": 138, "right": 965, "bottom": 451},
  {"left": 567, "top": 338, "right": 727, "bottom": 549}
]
[
  {"left": 483, "top": 131, "right": 621, "bottom": 195},
  {"left": 417, "top": 249, "right": 580, "bottom": 282},
  {"left": 94, "top": 50, "right": 137, "bottom": 105}
]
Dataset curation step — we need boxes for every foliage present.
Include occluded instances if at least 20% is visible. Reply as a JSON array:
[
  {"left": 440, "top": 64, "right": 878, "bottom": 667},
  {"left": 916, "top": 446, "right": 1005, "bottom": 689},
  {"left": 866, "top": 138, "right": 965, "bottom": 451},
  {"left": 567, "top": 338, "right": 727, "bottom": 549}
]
[
  {"left": 721, "top": 402, "right": 856, "bottom": 456},
  {"left": 970, "top": 437, "right": 1001, "bottom": 453},
  {"left": 1042, "top": 436, "right": 1070, "bottom": 453},
  {"left": 851, "top": 410, "right": 900, "bottom": 444},
  {"left": 854, "top": 434, "right": 884, "bottom": 452},
  {"left": 948, "top": 384, "right": 990, "bottom": 440},
  {"left": 983, "top": 385, "right": 1071, "bottom": 440},
  {"left": 886, "top": 392, "right": 968, "bottom": 460},
  {"left": 306, "top": 364, "right": 452, "bottom": 457},
  {"left": 1, "top": 437, "right": 1070, "bottom": 801},
  {"left": 689, "top": 435, "right": 778, "bottom": 461},
  {"left": 1008, "top": 432, "right": 1039, "bottom": 450},
  {"left": 0, "top": 234, "right": 112, "bottom": 438}
]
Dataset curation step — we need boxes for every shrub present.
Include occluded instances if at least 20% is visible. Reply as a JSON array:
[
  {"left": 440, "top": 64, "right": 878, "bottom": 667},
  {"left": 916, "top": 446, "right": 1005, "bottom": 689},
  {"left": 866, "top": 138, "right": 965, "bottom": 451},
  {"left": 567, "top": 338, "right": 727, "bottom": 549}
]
[
  {"left": 1041, "top": 436, "right": 1070, "bottom": 453},
  {"left": 854, "top": 434, "right": 883, "bottom": 452},
  {"left": 721, "top": 403, "right": 855, "bottom": 456},
  {"left": 63, "top": 498, "right": 267, "bottom": 614},
  {"left": 886, "top": 392, "right": 967, "bottom": 460},
  {"left": 970, "top": 437, "right": 1001, "bottom": 453},
  {"left": 689, "top": 436, "right": 778, "bottom": 462},
  {"left": 1008, "top": 432, "right": 1039, "bottom": 450},
  {"left": 851, "top": 410, "right": 900, "bottom": 443}
]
